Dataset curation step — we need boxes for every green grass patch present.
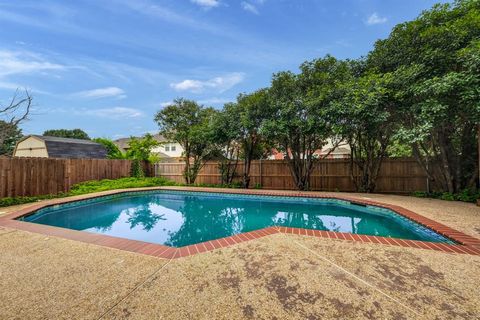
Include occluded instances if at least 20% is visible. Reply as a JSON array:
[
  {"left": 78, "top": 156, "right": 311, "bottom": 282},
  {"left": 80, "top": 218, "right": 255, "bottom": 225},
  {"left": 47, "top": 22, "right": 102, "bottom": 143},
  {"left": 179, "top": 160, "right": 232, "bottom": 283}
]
[
  {"left": 0, "top": 177, "right": 179, "bottom": 208},
  {"left": 0, "top": 193, "right": 67, "bottom": 207},
  {"left": 68, "top": 177, "right": 178, "bottom": 196},
  {"left": 0, "top": 177, "right": 261, "bottom": 208}
]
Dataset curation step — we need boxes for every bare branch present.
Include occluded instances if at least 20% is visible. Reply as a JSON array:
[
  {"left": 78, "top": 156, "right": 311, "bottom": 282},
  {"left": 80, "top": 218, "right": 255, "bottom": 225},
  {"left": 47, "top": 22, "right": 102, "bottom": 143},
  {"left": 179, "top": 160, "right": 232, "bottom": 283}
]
[{"left": 0, "top": 88, "right": 33, "bottom": 126}]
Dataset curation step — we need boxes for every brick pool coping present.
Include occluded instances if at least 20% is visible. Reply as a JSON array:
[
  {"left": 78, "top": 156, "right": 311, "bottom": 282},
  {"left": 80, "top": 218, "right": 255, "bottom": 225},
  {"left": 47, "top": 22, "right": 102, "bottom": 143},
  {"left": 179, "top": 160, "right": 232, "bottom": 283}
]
[{"left": 1, "top": 186, "right": 479, "bottom": 259}]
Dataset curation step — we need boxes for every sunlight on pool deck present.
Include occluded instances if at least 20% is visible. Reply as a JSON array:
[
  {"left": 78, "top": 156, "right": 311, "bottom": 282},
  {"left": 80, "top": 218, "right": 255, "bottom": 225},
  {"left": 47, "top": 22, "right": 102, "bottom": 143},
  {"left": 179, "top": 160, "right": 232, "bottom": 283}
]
[{"left": 0, "top": 189, "right": 479, "bottom": 319}]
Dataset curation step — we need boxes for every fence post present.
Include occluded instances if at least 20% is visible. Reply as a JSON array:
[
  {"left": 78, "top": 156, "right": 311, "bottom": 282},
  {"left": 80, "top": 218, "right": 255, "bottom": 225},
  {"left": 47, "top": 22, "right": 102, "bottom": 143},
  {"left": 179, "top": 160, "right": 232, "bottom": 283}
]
[
  {"left": 259, "top": 159, "right": 263, "bottom": 187},
  {"left": 64, "top": 159, "right": 71, "bottom": 192}
]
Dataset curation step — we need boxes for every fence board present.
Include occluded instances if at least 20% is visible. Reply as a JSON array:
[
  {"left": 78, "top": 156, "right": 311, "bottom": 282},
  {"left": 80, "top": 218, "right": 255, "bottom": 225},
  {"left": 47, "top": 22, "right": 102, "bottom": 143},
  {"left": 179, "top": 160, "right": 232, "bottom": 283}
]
[
  {"left": 155, "top": 158, "right": 429, "bottom": 194},
  {"left": 0, "top": 157, "right": 430, "bottom": 198},
  {"left": 0, "top": 158, "right": 151, "bottom": 198}
]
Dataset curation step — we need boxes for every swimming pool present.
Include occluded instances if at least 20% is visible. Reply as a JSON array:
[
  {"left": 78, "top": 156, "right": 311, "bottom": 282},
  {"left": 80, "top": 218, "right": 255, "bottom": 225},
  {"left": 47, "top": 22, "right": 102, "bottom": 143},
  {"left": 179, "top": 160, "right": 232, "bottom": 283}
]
[{"left": 20, "top": 190, "right": 453, "bottom": 247}]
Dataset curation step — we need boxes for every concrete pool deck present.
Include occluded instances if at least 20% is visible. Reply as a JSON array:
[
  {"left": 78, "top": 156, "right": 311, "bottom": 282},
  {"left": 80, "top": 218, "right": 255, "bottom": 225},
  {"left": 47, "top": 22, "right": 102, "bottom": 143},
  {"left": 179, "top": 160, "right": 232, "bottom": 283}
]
[{"left": 0, "top": 188, "right": 479, "bottom": 319}]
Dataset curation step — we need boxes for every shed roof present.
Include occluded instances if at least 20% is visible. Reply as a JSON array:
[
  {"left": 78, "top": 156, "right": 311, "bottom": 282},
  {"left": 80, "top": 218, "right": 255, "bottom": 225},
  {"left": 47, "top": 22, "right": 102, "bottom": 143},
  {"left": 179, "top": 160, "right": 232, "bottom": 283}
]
[{"left": 19, "top": 135, "right": 108, "bottom": 159}]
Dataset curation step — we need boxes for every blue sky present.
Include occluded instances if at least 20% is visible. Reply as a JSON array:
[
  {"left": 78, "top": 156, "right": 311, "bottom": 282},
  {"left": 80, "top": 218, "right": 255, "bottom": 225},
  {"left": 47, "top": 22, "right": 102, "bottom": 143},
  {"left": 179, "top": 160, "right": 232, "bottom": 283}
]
[{"left": 0, "top": 0, "right": 448, "bottom": 139}]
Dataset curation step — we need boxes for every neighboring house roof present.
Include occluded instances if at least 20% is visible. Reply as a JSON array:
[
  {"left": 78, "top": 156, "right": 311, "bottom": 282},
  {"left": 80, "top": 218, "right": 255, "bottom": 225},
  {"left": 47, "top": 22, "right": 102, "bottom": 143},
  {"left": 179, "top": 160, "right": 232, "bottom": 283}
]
[
  {"left": 270, "top": 145, "right": 351, "bottom": 160},
  {"left": 113, "top": 137, "right": 131, "bottom": 151},
  {"left": 322, "top": 147, "right": 351, "bottom": 155},
  {"left": 113, "top": 134, "right": 168, "bottom": 151},
  {"left": 17, "top": 135, "right": 107, "bottom": 159},
  {"left": 156, "top": 150, "right": 170, "bottom": 158},
  {"left": 114, "top": 135, "right": 177, "bottom": 160}
]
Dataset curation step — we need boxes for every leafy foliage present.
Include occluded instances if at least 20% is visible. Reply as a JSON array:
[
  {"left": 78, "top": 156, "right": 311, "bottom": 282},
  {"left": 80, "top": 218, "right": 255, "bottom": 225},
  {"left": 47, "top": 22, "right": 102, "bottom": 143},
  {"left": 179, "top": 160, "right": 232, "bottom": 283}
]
[
  {"left": 0, "top": 177, "right": 178, "bottom": 207},
  {"left": 92, "top": 138, "right": 124, "bottom": 159},
  {"left": 0, "top": 193, "right": 62, "bottom": 207},
  {"left": 148, "top": 0, "right": 480, "bottom": 197},
  {"left": 210, "top": 104, "right": 242, "bottom": 184},
  {"left": 68, "top": 177, "right": 176, "bottom": 195},
  {"left": 124, "top": 134, "right": 160, "bottom": 178},
  {"left": 265, "top": 56, "right": 348, "bottom": 190},
  {"left": 155, "top": 99, "right": 217, "bottom": 184},
  {"left": 412, "top": 188, "right": 479, "bottom": 203},
  {"left": 336, "top": 71, "right": 397, "bottom": 192},
  {"left": 130, "top": 159, "right": 145, "bottom": 178},
  {"left": 43, "top": 128, "right": 91, "bottom": 140},
  {"left": 234, "top": 89, "right": 273, "bottom": 188},
  {"left": 0, "top": 120, "right": 22, "bottom": 156},
  {"left": 125, "top": 134, "right": 159, "bottom": 162},
  {"left": 368, "top": 0, "right": 480, "bottom": 192}
]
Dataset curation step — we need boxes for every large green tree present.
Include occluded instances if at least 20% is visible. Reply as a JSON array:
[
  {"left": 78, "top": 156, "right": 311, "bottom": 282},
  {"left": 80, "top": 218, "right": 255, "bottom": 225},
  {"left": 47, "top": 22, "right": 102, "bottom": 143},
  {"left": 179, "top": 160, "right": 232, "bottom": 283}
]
[
  {"left": 265, "top": 56, "right": 349, "bottom": 190},
  {"left": 235, "top": 89, "right": 272, "bottom": 188},
  {"left": 155, "top": 99, "right": 216, "bottom": 184},
  {"left": 337, "top": 70, "right": 397, "bottom": 192},
  {"left": 210, "top": 103, "right": 242, "bottom": 185},
  {"left": 368, "top": 0, "right": 480, "bottom": 192},
  {"left": 43, "top": 128, "right": 90, "bottom": 140}
]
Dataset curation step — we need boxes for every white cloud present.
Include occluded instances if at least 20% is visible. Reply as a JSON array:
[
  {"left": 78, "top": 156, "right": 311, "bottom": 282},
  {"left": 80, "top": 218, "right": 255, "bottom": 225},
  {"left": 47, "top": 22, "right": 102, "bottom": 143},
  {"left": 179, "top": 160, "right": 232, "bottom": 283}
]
[
  {"left": 191, "top": 0, "right": 220, "bottom": 8},
  {"left": 0, "top": 81, "right": 50, "bottom": 95},
  {"left": 0, "top": 50, "right": 65, "bottom": 95},
  {"left": 198, "top": 97, "right": 233, "bottom": 105},
  {"left": 241, "top": 2, "right": 259, "bottom": 15},
  {"left": 159, "top": 97, "right": 232, "bottom": 108},
  {"left": 0, "top": 81, "right": 23, "bottom": 91},
  {"left": 170, "top": 72, "right": 245, "bottom": 93},
  {"left": 0, "top": 50, "right": 65, "bottom": 77},
  {"left": 81, "top": 107, "right": 144, "bottom": 119},
  {"left": 74, "top": 87, "right": 126, "bottom": 99},
  {"left": 159, "top": 101, "right": 173, "bottom": 108},
  {"left": 366, "top": 13, "right": 387, "bottom": 25}
]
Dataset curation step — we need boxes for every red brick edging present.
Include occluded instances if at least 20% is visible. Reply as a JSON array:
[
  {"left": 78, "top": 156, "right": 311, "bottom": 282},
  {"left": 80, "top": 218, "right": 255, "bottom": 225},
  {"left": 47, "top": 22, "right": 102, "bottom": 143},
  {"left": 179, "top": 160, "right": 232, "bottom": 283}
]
[{"left": 0, "top": 187, "right": 479, "bottom": 259}]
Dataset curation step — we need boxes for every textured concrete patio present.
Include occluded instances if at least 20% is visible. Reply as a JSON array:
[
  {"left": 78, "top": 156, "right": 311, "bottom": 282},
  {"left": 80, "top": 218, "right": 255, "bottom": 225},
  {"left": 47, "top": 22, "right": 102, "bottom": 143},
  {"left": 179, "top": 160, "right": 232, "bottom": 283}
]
[{"left": 0, "top": 191, "right": 479, "bottom": 319}]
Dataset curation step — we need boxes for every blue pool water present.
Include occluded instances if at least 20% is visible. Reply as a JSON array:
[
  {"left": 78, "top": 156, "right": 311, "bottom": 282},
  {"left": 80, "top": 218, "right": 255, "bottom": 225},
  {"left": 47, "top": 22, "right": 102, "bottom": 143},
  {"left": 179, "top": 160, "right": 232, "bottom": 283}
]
[{"left": 20, "top": 191, "right": 453, "bottom": 247}]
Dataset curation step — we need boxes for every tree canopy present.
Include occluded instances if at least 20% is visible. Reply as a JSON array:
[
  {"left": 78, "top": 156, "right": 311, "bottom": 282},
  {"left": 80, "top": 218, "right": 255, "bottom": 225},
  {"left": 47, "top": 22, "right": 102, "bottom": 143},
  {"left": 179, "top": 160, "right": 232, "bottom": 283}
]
[
  {"left": 155, "top": 0, "right": 479, "bottom": 193},
  {"left": 265, "top": 56, "right": 349, "bottom": 190},
  {"left": 92, "top": 138, "right": 124, "bottom": 159},
  {"left": 43, "top": 128, "right": 91, "bottom": 140},
  {"left": 235, "top": 89, "right": 272, "bottom": 188},
  {"left": 210, "top": 103, "right": 243, "bottom": 185},
  {"left": 367, "top": 0, "right": 480, "bottom": 192},
  {"left": 155, "top": 99, "right": 217, "bottom": 184}
]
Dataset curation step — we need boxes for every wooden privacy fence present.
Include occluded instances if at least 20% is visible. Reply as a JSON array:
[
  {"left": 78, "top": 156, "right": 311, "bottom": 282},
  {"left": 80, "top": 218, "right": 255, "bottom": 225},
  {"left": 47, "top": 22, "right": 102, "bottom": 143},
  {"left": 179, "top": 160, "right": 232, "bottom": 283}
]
[
  {"left": 0, "top": 158, "right": 153, "bottom": 198},
  {"left": 155, "top": 158, "right": 429, "bottom": 194}
]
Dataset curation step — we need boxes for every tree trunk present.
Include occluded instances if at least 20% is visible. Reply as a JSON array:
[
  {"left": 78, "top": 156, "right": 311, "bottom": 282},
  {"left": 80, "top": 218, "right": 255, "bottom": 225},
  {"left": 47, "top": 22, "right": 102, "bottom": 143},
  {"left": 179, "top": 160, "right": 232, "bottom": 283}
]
[
  {"left": 184, "top": 156, "right": 191, "bottom": 184},
  {"left": 243, "top": 157, "right": 251, "bottom": 188},
  {"left": 437, "top": 134, "right": 455, "bottom": 193}
]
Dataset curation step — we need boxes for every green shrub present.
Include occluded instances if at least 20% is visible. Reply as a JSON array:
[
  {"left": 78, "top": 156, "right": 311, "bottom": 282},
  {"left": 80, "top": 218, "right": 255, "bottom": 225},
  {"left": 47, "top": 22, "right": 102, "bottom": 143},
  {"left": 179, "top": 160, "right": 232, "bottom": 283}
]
[
  {"left": 130, "top": 159, "right": 145, "bottom": 178},
  {"left": 0, "top": 193, "right": 64, "bottom": 207},
  {"left": 68, "top": 177, "right": 178, "bottom": 196},
  {"left": 412, "top": 189, "right": 479, "bottom": 203},
  {"left": 0, "top": 177, "right": 178, "bottom": 207},
  {"left": 92, "top": 138, "right": 124, "bottom": 159}
]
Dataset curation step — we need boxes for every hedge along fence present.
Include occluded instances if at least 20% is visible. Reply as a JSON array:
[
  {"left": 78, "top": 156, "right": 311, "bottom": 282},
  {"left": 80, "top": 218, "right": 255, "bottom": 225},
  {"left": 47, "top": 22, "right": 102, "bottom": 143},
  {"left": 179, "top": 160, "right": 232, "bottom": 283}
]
[
  {"left": 0, "top": 157, "right": 154, "bottom": 198},
  {"left": 155, "top": 158, "right": 429, "bottom": 194}
]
